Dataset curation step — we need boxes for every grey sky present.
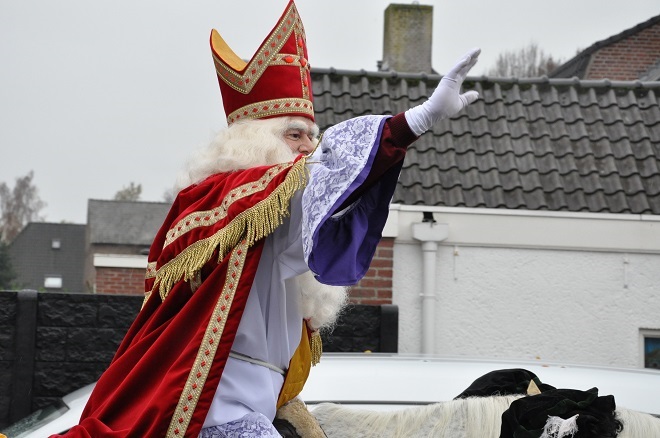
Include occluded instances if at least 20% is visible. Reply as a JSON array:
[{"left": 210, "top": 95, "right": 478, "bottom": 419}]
[{"left": 1, "top": 0, "right": 658, "bottom": 224}]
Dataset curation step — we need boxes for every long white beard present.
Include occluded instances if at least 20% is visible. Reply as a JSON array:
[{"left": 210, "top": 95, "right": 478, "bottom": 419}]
[{"left": 296, "top": 270, "right": 348, "bottom": 331}]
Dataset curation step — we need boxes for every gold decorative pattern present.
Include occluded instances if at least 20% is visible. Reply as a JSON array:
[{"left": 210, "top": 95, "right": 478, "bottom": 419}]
[
  {"left": 164, "top": 163, "right": 292, "bottom": 248},
  {"left": 292, "top": 17, "right": 311, "bottom": 101},
  {"left": 227, "top": 98, "right": 314, "bottom": 125},
  {"left": 145, "top": 262, "right": 157, "bottom": 279},
  {"left": 166, "top": 241, "right": 248, "bottom": 438},
  {"left": 153, "top": 157, "right": 308, "bottom": 301},
  {"left": 269, "top": 54, "right": 310, "bottom": 69},
  {"left": 213, "top": 3, "right": 302, "bottom": 94}
]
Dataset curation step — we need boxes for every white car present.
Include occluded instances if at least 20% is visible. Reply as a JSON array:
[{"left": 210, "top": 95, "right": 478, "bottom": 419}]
[{"left": 3, "top": 354, "right": 660, "bottom": 437}]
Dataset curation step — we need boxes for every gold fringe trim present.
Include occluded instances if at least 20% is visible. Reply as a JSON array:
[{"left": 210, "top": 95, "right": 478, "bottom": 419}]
[
  {"left": 154, "top": 158, "right": 308, "bottom": 301},
  {"left": 141, "top": 291, "right": 151, "bottom": 310},
  {"left": 310, "top": 330, "right": 322, "bottom": 366}
]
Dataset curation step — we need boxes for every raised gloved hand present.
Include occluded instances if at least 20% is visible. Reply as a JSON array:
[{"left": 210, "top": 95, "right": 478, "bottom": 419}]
[{"left": 405, "top": 48, "right": 481, "bottom": 136}]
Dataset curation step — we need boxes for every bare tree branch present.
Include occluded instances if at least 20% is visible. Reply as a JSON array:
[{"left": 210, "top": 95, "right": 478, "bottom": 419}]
[
  {"left": 114, "top": 182, "right": 142, "bottom": 201},
  {"left": 488, "top": 42, "right": 562, "bottom": 77},
  {"left": 0, "top": 171, "right": 46, "bottom": 243}
]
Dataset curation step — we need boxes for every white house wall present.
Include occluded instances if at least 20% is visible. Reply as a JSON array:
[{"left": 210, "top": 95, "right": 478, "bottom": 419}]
[{"left": 389, "top": 205, "right": 660, "bottom": 369}]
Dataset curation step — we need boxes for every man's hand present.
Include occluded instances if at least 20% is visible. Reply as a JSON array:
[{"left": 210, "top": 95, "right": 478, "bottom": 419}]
[{"left": 405, "top": 48, "right": 481, "bottom": 136}]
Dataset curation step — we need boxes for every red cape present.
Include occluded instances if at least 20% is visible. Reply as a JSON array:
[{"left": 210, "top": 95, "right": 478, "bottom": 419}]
[{"left": 55, "top": 158, "right": 307, "bottom": 438}]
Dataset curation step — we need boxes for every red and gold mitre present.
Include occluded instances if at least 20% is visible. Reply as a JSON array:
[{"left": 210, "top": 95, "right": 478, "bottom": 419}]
[{"left": 211, "top": 0, "right": 314, "bottom": 125}]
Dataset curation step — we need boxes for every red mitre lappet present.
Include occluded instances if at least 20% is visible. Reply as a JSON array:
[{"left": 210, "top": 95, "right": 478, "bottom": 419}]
[{"left": 211, "top": 0, "right": 314, "bottom": 125}]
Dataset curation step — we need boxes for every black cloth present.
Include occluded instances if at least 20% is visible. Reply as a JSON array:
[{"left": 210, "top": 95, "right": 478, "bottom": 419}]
[
  {"left": 454, "top": 368, "right": 555, "bottom": 399},
  {"left": 499, "top": 387, "right": 623, "bottom": 438},
  {"left": 273, "top": 418, "right": 303, "bottom": 438}
]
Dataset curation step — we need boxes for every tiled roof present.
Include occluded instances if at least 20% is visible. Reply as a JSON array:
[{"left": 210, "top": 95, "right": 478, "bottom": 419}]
[
  {"left": 9, "top": 222, "right": 86, "bottom": 292},
  {"left": 550, "top": 14, "right": 660, "bottom": 79},
  {"left": 88, "top": 199, "right": 170, "bottom": 246},
  {"left": 312, "top": 69, "right": 660, "bottom": 214}
]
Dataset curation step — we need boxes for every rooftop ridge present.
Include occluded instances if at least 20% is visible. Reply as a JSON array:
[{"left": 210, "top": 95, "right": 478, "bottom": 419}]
[{"left": 311, "top": 68, "right": 660, "bottom": 89}]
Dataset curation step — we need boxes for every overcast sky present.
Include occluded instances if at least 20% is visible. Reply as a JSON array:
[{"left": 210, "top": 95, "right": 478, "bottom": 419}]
[{"left": 1, "top": 0, "right": 658, "bottom": 224}]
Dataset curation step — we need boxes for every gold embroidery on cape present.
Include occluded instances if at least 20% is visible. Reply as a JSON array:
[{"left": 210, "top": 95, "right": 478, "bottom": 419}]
[
  {"left": 145, "top": 262, "right": 157, "bottom": 279},
  {"left": 153, "top": 157, "right": 308, "bottom": 301},
  {"left": 212, "top": 2, "right": 304, "bottom": 94},
  {"left": 164, "top": 163, "right": 292, "bottom": 248},
  {"left": 165, "top": 241, "right": 248, "bottom": 438},
  {"left": 227, "top": 98, "right": 314, "bottom": 125}
]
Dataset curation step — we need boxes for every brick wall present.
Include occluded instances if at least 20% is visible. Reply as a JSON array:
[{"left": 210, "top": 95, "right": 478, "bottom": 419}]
[
  {"left": 95, "top": 267, "right": 145, "bottom": 295},
  {"left": 587, "top": 23, "right": 660, "bottom": 80},
  {"left": 94, "top": 238, "right": 395, "bottom": 302},
  {"left": 348, "top": 237, "right": 394, "bottom": 305}
]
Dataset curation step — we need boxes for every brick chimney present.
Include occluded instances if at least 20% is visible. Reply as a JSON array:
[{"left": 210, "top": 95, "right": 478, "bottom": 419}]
[{"left": 380, "top": 3, "right": 433, "bottom": 73}]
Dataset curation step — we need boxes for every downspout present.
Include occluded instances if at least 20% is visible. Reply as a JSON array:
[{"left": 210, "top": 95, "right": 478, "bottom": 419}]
[{"left": 411, "top": 212, "right": 449, "bottom": 355}]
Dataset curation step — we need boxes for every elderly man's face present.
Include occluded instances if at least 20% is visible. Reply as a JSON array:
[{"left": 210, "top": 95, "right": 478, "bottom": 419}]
[{"left": 283, "top": 116, "right": 319, "bottom": 155}]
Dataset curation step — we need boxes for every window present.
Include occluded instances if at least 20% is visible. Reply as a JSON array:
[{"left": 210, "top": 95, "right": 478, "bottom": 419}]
[
  {"left": 51, "top": 239, "right": 61, "bottom": 249},
  {"left": 44, "top": 276, "right": 62, "bottom": 289},
  {"left": 641, "top": 329, "right": 660, "bottom": 369}
]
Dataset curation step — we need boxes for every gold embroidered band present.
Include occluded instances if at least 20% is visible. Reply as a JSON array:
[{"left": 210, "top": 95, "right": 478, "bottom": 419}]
[
  {"left": 163, "top": 163, "right": 292, "bottom": 248},
  {"left": 166, "top": 241, "right": 249, "bottom": 437},
  {"left": 226, "top": 98, "right": 314, "bottom": 125}
]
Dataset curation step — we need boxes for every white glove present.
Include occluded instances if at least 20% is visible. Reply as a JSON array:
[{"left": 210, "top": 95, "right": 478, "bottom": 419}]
[{"left": 405, "top": 48, "right": 481, "bottom": 136}]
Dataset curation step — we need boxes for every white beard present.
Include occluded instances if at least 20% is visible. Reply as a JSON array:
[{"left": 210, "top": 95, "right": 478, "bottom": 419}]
[{"left": 295, "top": 270, "right": 348, "bottom": 331}]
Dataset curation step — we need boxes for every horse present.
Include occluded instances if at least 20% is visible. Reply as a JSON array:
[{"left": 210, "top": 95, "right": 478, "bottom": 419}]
[{"left": 309, "top": 395, "right": 660, "bottom": 438}]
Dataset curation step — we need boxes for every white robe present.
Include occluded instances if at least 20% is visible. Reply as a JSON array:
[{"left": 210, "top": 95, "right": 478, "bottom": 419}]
[{"left": 203, "top": 115, "right": 390, "bottom": 427}]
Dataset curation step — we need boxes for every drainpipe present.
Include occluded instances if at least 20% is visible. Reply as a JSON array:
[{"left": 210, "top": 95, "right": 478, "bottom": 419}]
[{"left": 411, "top": 212, "right": 449, "bottom": 355}]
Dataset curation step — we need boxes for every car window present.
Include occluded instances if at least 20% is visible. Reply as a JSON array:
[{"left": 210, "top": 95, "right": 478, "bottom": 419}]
[{"left": 1, "top": 400, "right": 68, "bottom": 438}]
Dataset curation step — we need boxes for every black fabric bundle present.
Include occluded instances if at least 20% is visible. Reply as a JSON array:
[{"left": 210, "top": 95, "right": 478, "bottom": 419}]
[
  {"left": 454, "top": 368, "right": 556, "bottom": 399},
  {"left": 499, "top": 387, "right": 623, "bottom": 438},
  {"left": 454, "top": 369, "right": 623, "bottom": 438}
]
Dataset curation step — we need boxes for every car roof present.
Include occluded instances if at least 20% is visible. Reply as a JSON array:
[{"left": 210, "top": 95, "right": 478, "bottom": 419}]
[
  {"left": 300, "top": 353, "right": 660, "bottom": 415},
  {"left": 12, "top": 353, "right": 660, "bottom": 437}
]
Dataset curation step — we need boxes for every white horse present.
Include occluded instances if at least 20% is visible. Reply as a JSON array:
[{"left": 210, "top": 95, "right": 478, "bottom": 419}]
[{"left": 309, "top": 396, "right": 660, "bottom": 438}]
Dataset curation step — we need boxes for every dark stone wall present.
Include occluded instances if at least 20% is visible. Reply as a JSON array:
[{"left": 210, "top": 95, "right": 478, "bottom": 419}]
[
  {"left": 32, "top": 293, "right": 142, "bottom": 411},
  {"left": 0, "top": 291, "right": 397, "bottom": 430},
  {"left": 0, "top": 292, "right": 16, "bottom": 431},
  {"left": 0, "top": 290, "right": 142, "bottom": 429},
  {"left": 322, "top": 304, "right": 398, "bottom": 353}
]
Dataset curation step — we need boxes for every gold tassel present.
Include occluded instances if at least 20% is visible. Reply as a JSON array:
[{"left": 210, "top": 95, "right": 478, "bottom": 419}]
[
  {"left": 310, "top": 330, "right": 322, "bottom": 366},
  {"left": 154, "top": 158, "right": 308, "bottom": 301}
]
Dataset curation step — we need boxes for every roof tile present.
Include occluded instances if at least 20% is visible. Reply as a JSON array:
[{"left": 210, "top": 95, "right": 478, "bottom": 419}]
[{"left": 312, "top": 70, "right": 660, "bottom": 214}]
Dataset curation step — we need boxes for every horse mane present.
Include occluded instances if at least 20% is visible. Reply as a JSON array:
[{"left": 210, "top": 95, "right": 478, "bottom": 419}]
[
  {"left": 311, "top": 395, "right": 522, "bottom": 438},
  {"left": 311, "top": 397, "right": 660, "bottom": 438},
  {"left": 616, "top": 407, "right": 660, "bottom": 438}
]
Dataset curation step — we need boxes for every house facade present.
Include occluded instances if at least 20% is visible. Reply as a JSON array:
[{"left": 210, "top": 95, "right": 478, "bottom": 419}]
[
  {"left": 310, "top": 5, "right": 660, "bottom": 369},
  {"left": 551, "top": 14, "right": 660, "bottom": 81},
  {"left": 85, "top": 199, "right": 169, "bottom": 295},
  {"left": 8, "top": 222, "right": 86, "bottom": 292}
]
